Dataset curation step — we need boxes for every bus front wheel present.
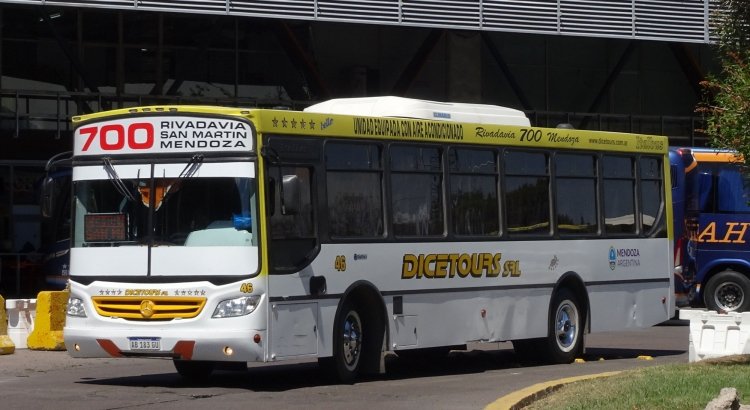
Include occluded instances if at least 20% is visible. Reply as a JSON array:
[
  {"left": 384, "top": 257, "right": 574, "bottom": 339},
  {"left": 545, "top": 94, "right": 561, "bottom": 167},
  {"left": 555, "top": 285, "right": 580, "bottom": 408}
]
[
  {"left": 333, "top": 302, "right": 364, "bottom": 383},
  {"left": 544, "top": 289, "right": 584, "bottom": 364},
  {"left": 704, "top": 270, "right": 750, "bottom": 313}
]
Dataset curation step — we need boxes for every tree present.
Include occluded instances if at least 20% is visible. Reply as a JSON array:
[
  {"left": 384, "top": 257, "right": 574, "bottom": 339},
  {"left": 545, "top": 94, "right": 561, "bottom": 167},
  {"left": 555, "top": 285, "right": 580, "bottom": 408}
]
[{"left": 699, "top": 0, "right": 750, "bottom": 165}]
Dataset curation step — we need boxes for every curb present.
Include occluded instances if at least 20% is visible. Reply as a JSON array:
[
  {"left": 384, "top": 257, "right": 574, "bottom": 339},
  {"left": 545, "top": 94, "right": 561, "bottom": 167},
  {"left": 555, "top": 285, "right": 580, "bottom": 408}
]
[{"left": 484, "top": 371, "right": 621, "bottom": 410}]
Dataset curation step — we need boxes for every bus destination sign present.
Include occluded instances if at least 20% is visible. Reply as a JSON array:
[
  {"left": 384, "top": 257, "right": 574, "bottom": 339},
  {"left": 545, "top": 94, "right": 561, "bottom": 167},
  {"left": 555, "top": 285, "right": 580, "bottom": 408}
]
[{"left": 74, "top": 116, "right": 254, "bottom": 156}]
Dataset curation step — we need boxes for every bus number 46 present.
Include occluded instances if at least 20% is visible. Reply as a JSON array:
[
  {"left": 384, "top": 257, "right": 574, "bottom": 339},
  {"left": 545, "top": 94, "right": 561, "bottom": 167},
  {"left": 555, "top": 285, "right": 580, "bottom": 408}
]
[
  {"left": 334, "top": 255, "right": 347, "bottom": 272},
  {"left": 80, "top": 123, "right": 155, "bottom": 151}
]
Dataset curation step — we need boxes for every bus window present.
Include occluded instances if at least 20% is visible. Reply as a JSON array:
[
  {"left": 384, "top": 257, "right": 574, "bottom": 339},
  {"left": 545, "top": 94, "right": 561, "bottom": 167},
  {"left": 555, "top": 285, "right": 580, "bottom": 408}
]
[
  {"left": 268, "top": 166, "right": 316, "bottom": 273},
  {"left": 390, "top": 145, "right": 444, "bottom": 237},
  {"left": 326, "top": 142, "right": 384, "bottom": 238},
  {"left": 504, "top": 150, "right": 550, "bottom": 236},
  {"left": 603, "top": 155, "right": 636, "bottom": 234},
  {"left": 448, "top": 148, "right": 499, "bottom": 236},
  {"left": 555, "top": 153, "right": 597, "bottom": 235},
  {"left": 640, "top": 156, "right": 665, "bottom": 236},
  {"left": 717, "top": 167, "right": 750, "bottom": 213}
]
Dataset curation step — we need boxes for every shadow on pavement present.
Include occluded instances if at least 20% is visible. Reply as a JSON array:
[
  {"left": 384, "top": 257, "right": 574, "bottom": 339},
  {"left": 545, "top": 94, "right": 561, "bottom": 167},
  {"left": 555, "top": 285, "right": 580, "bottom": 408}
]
[{"left": 76, "top": 344, "right": 686, "bottom": 392}]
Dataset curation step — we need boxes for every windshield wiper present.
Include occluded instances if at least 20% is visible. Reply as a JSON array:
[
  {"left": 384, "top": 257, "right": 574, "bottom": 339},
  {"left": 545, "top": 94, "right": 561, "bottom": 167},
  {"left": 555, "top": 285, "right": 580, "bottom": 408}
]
[
  {"left": 102, "top": 157, "right": 138, "bottom": 203},
  {"left": 157, "top": 154, "right": 204, "bottom": 205},
  {"left": 178, "top": 154, "right": 204, "bottom": 180}
]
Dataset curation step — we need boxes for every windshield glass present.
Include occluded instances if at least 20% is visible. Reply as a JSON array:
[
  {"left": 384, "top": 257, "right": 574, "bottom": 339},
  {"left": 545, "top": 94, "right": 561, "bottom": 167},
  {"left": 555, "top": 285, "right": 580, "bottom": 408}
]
[{"left": 72, "top": 163, "right": 258, "bottom": 248}]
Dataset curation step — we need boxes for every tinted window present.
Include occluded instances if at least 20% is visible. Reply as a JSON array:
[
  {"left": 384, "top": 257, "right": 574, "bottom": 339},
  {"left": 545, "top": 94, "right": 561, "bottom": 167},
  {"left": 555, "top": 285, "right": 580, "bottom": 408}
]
[
  {"left": 449, "top": 148, "right": 499, "bottom": 236},
  {"left": 640, "top": 157, "right": 664, "bottom": 234},
  {"left": 603, "top": 155, "right": 636, "bottom": 234},
  {"left": 391, "top": 145, "right": 444, "bottom": 236},
  {"left": 326, "top": 142, "right": 384, "bottom": 237},
  {"left": 555, "top": 154, "right": 597, "bottom": 235},
  {"left": 505, "top": 150, "right": 550, "bottom": 236}
]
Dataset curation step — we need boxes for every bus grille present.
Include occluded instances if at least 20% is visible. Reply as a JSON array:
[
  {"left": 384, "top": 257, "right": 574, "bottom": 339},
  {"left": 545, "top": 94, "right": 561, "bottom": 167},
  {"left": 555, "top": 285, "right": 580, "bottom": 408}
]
[{"left": 92, "top": 296, "right": 207, "bottom": 320}]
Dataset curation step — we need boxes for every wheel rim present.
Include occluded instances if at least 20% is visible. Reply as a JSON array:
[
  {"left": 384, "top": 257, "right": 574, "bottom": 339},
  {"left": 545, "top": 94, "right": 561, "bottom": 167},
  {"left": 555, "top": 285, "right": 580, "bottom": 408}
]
[
  {"left": 555, "top": 300, "right": 578, "bottom": 352},
  {"left": 715, "top": 282, "right": 744, "bottom": 312},
  {"left": 342, "top": 310, "right": 362, "bottom": 370}
]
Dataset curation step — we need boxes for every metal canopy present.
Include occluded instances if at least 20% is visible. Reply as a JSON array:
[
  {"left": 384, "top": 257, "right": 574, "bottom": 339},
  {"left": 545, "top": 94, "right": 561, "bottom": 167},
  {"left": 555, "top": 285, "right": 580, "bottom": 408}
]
[{"left": 9, "top": 0, "right": 717, "bottom": 44}]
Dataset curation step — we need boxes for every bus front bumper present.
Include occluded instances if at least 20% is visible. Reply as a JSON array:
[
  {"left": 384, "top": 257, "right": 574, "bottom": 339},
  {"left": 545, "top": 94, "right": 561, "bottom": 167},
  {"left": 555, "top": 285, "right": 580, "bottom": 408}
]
[{"left": 64, "top": 327, "right": 267, "bottom": 362}]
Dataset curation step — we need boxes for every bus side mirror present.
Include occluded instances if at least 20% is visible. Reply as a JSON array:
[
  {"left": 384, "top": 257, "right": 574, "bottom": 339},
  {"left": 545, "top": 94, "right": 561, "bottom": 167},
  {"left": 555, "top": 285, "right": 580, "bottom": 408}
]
[
  {"left": 41, "top": 176, "right": 56, "bottom": 218},
  {"left": 281, "top": 175, "right": 301, "bottom": 215}
]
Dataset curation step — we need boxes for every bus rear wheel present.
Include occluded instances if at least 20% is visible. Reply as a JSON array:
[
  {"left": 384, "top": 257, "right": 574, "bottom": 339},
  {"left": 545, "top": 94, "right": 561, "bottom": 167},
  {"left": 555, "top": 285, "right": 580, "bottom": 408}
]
[
  {"left": 543, "top": 289, "right": 584, "bottom": 364},
  {"left": 173, "top": 359, "right": 215, "bottom": 381},
  {"left": 705, "top": 270, "right": 750, "bottom": 313}
]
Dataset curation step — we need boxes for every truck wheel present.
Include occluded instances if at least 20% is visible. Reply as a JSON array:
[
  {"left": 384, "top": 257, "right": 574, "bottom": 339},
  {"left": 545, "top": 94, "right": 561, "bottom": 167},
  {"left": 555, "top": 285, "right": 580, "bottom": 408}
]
[{"left": 704, "top": 270, "right": 750, "bottom": 313}]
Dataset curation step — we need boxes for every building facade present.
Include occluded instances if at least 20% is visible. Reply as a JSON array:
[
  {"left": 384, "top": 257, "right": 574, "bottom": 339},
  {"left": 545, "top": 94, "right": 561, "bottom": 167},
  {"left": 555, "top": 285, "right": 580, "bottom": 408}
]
[{"left": 0, "top": 0, "right": 718, "bottom": 296}]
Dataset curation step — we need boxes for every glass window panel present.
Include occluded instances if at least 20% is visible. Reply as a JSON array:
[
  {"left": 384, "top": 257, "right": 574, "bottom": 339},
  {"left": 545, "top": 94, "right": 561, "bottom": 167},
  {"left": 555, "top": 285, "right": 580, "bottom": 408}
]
[
  {"left": 716, "top": 166, "right": 750, "bottom": 213},
  {"left": 603, "top": 180, "right": 636, "bottom": 234},
  {"left": 556, "top": 154, "right": 595, "bottom": 177},
  {"left": 556, "top": 179, "right": 597, "bottom": 234},
  {"left": 391, "top": 174, "right": 443, "bottom": 236},
  {"left": 640, "top": 157, "right": 661, "bottom": 179},
  {"left": 391, "top": 146, "right": 441, "bottom": 171},
  {"left": 506, "top": 176, "right": 549, "bottom": 235},
  {"left": 326, "top": 143, "right": 381, "bottom": 170},
  {"left": 327, "top": 172, "right": 383, "bottom": 237},
  {"left": 269, "top": 167, "right": 313, "bottom": 239},
  {"left": 451, "top": 175, "right": 499, "bottom": 236},
  {"left": 641, "top": 180, "right": 662, "bottom": 232},
  {"left": 449, "top": 148, "right": 496, "bottom": 174},
  {"left": 603, "top": 156, "right": 633, "bottom": 178},
  {"left": 505, "top": 151, "right": 548, "bottom": 176}
]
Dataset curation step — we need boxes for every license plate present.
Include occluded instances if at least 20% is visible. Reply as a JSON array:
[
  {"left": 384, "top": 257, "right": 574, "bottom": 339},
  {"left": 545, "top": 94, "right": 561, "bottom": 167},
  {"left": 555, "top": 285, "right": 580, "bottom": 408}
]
[{"left": 128, "top": 337, "right": 161, "bottom": 351}]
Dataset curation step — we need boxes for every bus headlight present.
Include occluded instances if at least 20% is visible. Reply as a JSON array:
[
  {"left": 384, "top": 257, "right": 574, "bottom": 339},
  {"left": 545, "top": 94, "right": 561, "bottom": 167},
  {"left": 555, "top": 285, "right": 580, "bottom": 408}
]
[
  {"left": 212, "top": 295, "right": 261, "bottom": 318},
  {"left": 66, "top": 297, "right": 87, "bottom": 318}
]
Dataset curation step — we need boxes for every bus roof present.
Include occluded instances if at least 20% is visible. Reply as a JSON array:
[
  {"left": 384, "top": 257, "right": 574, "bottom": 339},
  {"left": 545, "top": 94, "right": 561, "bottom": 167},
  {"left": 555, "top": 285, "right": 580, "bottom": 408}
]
[
  {"left": 71, "top": 99, "right": 670, "bottom": 157},
  {"left": 303, "top": 96, "right": 531, "bottom": 127},
  {"left": 673, "top": 147, "right": 744, "bottom": 163}
]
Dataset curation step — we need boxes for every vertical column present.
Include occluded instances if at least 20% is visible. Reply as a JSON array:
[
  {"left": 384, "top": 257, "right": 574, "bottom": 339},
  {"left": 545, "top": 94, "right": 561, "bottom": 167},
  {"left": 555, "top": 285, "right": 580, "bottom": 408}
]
[{"left": 447, "top": 31, "right": 481, "bottom": 103}]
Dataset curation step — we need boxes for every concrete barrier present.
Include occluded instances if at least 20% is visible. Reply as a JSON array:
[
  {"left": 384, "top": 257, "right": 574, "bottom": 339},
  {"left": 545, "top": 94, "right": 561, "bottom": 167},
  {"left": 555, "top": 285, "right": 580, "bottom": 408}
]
[
  {"left": 680, "top": 308, "right": 750, "bottom": 362},
  {"left": 6, "top": 298, "right": 36, "bottom": 349},
  {"left": 0, "top": 295, "right": 16, "bottom": 354},
  {"left": 27, "top": 291, "right": 68, "bottom": 351}
]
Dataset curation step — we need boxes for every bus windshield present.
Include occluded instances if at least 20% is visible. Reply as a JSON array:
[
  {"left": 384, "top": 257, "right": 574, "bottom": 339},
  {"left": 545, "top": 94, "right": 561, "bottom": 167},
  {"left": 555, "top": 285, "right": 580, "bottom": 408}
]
[{"left": 73, "top": 165, "right": 258, "bottom": 248}]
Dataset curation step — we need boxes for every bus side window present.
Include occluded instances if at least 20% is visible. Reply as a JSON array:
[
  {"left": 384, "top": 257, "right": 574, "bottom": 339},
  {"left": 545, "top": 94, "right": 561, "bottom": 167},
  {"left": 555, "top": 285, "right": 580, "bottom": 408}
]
[
  {"left": 268, "top": 166, "right": 317, "bottom": 273},
  {"left": 718, "top": 169, "right": 750, "bottom": 213},
  {"left": 696, "top": 172, "right": 714, "bottom": 212},
  {"left": 640, "top": 156, "right": 665, "bottom": 237}
]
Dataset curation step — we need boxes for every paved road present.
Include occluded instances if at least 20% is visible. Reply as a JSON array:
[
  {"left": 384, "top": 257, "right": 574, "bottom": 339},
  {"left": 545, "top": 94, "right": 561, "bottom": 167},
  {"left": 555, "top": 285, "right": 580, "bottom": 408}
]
[{"left": 0, "top": 321, "right": 689, "bottom": 410}]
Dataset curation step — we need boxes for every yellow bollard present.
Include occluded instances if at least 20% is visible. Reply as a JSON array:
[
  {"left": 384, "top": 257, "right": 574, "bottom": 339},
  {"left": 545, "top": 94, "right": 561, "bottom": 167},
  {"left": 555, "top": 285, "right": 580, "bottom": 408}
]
[
  {"left": 0, "top": 295, "right": 16, "bottom": 354},
  {"left": 27, "top": 291, "right": 68, "bottom": 351}
]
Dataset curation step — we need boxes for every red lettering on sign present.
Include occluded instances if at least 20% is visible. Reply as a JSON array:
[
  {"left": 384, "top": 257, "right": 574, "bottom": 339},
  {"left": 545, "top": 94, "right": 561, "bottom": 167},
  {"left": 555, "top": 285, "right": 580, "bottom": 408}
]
[{"left": 79, "top": 122, "right": 155, "bottom": 152}]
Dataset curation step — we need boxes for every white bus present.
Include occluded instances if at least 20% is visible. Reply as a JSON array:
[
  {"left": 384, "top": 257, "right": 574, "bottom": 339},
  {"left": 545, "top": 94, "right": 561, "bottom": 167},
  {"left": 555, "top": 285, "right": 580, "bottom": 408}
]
[{"left": 56, "top": 96, "right": 674, "bottom": 382}]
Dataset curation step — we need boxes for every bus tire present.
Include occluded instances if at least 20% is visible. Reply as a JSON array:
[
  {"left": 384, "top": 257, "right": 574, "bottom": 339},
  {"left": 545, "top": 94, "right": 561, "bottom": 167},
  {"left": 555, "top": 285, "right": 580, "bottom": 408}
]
[
  {"left": 333, "top": 301, "right": 364, "bottom": 383},
  {"left": 704, "top": 270, "right": 750, "bottom": 313},
  {"left": 173, "top": 359, "right": 215, "bottom": 381},
  {"left": 543, "top": 288, "right": 584, "bottom": 364}
]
